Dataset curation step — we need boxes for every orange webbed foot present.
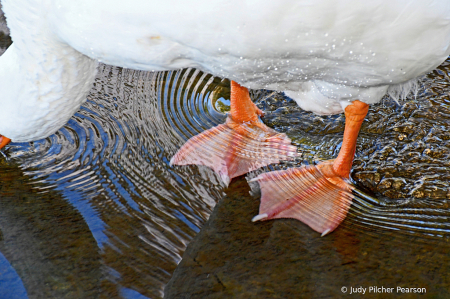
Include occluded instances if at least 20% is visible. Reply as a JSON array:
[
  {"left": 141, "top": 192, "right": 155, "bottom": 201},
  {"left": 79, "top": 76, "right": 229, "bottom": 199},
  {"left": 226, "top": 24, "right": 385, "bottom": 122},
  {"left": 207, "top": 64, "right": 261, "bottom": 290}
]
[
  {"left": 250, "top": 100, "right": 370, "bottom": 235},
  {"left": 251, "top": 161, "right": 354, "bottom": 236},
  {"left": 171, "top": 81, "right": 300, "bottom": 185},
  {"left": 170, "top": 115, "right": 299, "bottom": 186}
]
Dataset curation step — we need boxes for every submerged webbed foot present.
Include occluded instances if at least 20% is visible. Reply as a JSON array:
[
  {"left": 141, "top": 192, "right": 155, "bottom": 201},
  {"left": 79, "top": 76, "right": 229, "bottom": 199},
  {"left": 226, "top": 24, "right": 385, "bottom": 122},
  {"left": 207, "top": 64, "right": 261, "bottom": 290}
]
[
  {"left": 251, "top": 161, "right": 354, "bottom": 235},
  {"left": 171, "top": 115, "right": 298, "bottom": 185}
]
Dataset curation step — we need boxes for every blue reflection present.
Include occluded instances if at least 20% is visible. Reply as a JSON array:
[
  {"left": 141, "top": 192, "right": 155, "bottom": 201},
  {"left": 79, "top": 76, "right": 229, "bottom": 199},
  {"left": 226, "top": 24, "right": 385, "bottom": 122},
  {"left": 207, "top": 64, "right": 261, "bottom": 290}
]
[
  {"left": 0, "top": 251, "right": 28, "bottom": 299},
  {"left": 120, "top": 286, "right": 151, "bottom": 299}
]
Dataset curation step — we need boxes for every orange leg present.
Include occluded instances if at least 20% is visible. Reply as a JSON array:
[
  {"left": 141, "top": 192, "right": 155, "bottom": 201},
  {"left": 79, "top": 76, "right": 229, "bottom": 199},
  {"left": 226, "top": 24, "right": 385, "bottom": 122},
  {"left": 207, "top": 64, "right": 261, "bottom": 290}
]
[
  {"left": 0, "top": 135, "right": 11, "bottom": 149},
  {"left": 252, "top": 100, "right": 369, "bottom": 236},
  {"left": 229, "top": 81, "right": 264, "bottom": 123},
  {"left": 171, "top": 81, "right": 298, "bottom": 185},
  {"left": 333, "top": 101, "right": 369, "bottom": 178}
]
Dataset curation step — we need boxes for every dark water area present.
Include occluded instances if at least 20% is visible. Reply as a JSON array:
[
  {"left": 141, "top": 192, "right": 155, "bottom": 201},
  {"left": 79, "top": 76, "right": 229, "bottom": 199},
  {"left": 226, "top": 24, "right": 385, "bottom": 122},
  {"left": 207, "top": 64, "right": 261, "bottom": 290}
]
[
  {"left": 0, "top": 65, "right": 227, "bottom": 298},
  {"left": 2, "top": 5, "right": 450, "bottom": 298},
  {"left": 165, "top": 179, "right": 450, "bottom": 298}
]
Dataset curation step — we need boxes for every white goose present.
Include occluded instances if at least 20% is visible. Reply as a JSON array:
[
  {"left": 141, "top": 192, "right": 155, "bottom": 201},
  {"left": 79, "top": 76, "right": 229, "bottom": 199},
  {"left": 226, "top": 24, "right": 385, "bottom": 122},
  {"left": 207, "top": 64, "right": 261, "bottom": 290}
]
[{"left": 1, "top": 0, "right": 450, "bottom": 235}]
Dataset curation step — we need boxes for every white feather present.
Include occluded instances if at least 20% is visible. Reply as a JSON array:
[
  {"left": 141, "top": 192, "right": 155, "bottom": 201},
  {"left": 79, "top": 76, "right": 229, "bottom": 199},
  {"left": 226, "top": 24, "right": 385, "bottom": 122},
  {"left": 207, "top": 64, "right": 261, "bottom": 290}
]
[{"left": 1, "top": 0, "right": 450, "bottom": 141}]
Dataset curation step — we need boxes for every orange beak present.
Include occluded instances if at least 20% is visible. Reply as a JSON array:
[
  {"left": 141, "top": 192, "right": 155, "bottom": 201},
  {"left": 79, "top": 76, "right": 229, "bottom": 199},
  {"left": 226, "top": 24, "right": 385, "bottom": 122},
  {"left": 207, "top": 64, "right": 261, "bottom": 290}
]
[{"left": 0, "top": 135, "right": 11, "bottom": 150}]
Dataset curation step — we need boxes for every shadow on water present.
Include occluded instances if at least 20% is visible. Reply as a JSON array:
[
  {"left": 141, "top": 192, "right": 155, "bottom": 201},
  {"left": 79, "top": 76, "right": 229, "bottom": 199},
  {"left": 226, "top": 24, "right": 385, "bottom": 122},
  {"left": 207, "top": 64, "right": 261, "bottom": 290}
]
[
  {"left": 0, "top": 159, "right": 102, "bottom": 298},
  {"left": 2, "top": 4, "right": 450, "bottom": 297},
  {"left": 164, "top": 178, "right": 450, "bottom": 298}
]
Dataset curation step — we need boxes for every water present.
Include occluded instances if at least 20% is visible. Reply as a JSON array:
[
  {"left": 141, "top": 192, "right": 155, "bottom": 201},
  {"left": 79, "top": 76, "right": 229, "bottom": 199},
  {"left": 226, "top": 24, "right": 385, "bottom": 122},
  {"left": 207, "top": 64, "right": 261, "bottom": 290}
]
[
  {"left": 1, "top": 66, "right": 229, "bottom": 298},
  {"left": 2, "top": 62, "right": 450, "bottom": 298},
  {"left": 2, "top": 7, "right": 450, "bottom": 297}
]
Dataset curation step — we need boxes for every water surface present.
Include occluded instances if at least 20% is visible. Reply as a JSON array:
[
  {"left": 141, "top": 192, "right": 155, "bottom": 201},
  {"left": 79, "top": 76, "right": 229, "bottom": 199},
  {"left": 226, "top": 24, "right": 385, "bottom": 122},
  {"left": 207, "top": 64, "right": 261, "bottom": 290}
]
[{"left": 1, "top": 8, "right": 450, "bottom": 298}]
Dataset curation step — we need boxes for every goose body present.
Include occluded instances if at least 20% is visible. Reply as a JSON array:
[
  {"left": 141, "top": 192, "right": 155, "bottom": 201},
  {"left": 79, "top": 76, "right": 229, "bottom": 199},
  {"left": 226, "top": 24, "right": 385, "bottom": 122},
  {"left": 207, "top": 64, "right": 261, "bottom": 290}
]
[{"left": 1, "top": 0, "right": 450, "bottom": 142}]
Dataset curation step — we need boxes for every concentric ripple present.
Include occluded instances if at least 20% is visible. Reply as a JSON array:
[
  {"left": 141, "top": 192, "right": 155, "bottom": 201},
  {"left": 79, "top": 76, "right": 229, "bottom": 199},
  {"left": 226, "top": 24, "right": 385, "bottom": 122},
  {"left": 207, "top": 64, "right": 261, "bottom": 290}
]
[
  {"left": 157, "top": 68, "right": 228, "bottom": 142},
  {"left": 157, "top": 63, "right": 450, "bottom": 241},
  {"left": 349, "top": 189, "right": 450, "bottom": 241},
  {"left": 249, "top": 57, "right": 450, "bottom": 241},
  {"left": 4, "top": 65, "right": 230, "bottom": 298},
  {"left": 3, "top": 56, "right": 450, "bottom": 299}
]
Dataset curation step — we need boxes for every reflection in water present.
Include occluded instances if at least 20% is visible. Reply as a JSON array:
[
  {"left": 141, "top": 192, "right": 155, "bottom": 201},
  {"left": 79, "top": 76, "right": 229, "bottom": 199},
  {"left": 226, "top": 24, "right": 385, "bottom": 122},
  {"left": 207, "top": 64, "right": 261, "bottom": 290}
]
[
  {"left": 2, "top": 66, "right": 228, "bottom": 298},
  {"left": 165, "top": 178, "right": 450, "bottom": 298},
  {"left": 1, "top": 31, "right": 450, "bottom": 298},
  {"left": 0, "top": 160, "right": 103, "bottom": 298}
]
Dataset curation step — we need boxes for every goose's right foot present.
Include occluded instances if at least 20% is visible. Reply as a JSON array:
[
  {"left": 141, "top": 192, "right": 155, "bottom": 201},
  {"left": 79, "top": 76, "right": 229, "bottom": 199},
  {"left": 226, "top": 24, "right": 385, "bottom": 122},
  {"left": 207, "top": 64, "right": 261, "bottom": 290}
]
[{"left": 171, "top": 81, "right": 298, "bottom": 185}]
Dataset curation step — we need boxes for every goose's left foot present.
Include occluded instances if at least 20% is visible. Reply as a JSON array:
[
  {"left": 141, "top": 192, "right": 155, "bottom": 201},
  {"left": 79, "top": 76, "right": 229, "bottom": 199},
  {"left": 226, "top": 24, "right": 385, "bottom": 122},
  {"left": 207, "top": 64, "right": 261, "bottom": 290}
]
[
  {"left": 171, "top": 81, "right": 298, "bottom": 185},
  {"left": 250, "top": 161, "right": 354, "bottom": 235},
  {"left": 252, "top": 100, "right": 369, "bottom": 235},
  {"left": 0, "top": 135, "right": 11, "bottom": 149}
]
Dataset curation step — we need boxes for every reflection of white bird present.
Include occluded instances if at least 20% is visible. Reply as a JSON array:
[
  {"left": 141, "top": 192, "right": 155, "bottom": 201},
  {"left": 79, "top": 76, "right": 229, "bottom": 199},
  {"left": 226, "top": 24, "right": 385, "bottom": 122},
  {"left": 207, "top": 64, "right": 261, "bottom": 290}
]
[{"left": 1, "top": 0, "right": 450, "bottom": 235}]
